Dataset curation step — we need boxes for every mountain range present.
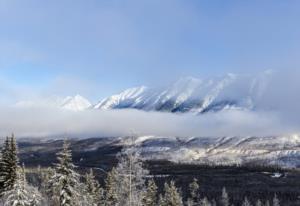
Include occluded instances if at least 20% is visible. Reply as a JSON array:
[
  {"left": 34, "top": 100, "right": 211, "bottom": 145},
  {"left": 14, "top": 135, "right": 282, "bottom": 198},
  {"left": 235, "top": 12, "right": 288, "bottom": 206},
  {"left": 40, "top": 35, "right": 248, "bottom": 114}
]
[{"left": 15, "top": 72, "right": 273, "bottom": 113}]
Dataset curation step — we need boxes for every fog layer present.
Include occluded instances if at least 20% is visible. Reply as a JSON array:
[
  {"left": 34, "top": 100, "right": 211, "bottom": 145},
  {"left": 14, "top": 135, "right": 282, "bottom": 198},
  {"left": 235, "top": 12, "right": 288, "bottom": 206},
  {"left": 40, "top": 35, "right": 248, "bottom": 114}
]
[{"left": 0, "top": 107, "right": 296, "bottom": 138}]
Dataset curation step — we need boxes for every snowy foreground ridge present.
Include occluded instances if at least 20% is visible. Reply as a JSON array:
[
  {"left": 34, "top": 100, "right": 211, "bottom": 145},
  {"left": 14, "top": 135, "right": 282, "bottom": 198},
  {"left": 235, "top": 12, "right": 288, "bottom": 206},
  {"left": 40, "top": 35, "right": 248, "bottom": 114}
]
[{"left": 117, "top": 135, "right": 300, "bottom": 168}]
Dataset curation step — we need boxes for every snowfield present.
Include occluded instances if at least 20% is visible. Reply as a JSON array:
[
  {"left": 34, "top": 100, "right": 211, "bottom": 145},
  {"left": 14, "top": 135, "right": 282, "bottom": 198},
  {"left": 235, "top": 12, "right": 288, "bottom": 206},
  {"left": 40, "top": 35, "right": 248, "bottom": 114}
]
[{"left": 117, "top": 135, "right": 300, "bottom": 168}]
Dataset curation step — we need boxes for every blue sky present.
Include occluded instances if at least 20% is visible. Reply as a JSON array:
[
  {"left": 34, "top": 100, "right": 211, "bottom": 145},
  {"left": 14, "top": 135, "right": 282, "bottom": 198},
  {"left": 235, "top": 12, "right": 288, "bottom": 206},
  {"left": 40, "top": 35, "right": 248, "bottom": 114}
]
[{"left": 0, "top": 0, "right": 300, "bottom": 103}]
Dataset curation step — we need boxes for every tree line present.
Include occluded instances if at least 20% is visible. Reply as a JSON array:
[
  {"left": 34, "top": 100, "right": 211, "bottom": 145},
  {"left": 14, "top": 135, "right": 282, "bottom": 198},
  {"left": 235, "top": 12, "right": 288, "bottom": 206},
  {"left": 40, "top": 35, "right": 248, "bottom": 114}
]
[{"left": 0, "top": 135, "right": 281, "bottom": 206}]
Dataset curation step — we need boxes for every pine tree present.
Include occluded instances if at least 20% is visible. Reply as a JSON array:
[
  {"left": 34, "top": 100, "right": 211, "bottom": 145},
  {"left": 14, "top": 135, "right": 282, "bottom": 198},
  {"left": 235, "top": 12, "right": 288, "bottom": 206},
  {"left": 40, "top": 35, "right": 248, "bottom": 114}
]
[
  {"left": 220, "top": 187, "right": 229, "bottom": 206},
  {"left": 77, "top": 181, "right": 95, "bottom": 206},
  {"left": 0, "top": 135, "right": 18, "bottom": 194},
  {"left": 200, "top": 197, "right": 211, "bottom": 206},
  {"left": 3, "top": 165, "right": 42, "bottom": 206},
  {"left": 187, "top": 178, "right": 199, "bottom": 206},
  {"left": 158, "top": 194, "right": 166, "bottom": 206},
  {"left": 85, "top": 169, "right": 104, "bottom": 206},
  {"left": 211, "top": 199, "right": 217, "bottom": 206},
  {"left": 255, "top": 199, "right": 262, "bottom": 206},
  {"left": 242, "top": 197, "right": 252, "bottom": 206},
  {"left": 114, "top": 149, "right": 149, "bottom": 206},
  {"left": 142, "top": 179, "right": 158, "bottom": 206},
  {"left": 6, "top": 135, "right": 18, "bottom": 189},
  {"left": 40, "top": 167, "right": 54, "bottom": 196},
  {"left": 41, "top": 167, "right": 60, "bottom": 205},
  {"left": 50, "top": 140, "right": 80, "bottom": 206},
  {"left": 161, "top": 181, "right": 183, "bottom": 206},
  {"left": 0, "top": 137, "right": 10, "bottom": 195},
  {"left": 272, "top": 194, "right": 280, "bottom": 206},
  {"left": 105, "top": 167, "right": 119, "bottom": 206}
]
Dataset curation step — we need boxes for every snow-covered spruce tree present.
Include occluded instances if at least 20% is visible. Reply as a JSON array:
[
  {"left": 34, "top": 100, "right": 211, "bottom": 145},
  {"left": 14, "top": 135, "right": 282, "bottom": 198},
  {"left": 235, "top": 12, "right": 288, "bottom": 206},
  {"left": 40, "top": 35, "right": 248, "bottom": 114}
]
[
  {"left": 40, "top": 167, "right": 55, "bottom": 198},
  {"left": 3, "top": 164, "right": 42, "bottom": 206},
  {"left": 0, "top": 137, "right": 10, "bottom": 195},
  {"left": 104, "top": 167, "right": 119, "bottom": 206},
  {"left": 264, "top": 200, "right": 270, "bottom": 206},
  {"left": 187, "top": 178, "right": 199, "bottom": 206},
  {"left": 255, "top": 199, "right": 262, "bottom": 206},
  {"left": 242, "top": 197, "right": 252, "bottom": 206},
  {"left": 160, "top": 181, "right": 183, "bottom": 206},
  {"left": 142, "top": 179, "right": 158, "bottom": 206},
  {"left": 46, "top": 168, "right": 60, "bottom": 206},
  {"left": 200, "top": 197, "right": 211, "bottom": 206},
  {"left": 0, "top": 135, "right": 18, "bottom": 195},
  {"left": 220, "top": 187, "right": 229, "bottom": 206},
  {"left": 84, "top": 169, "right": 104, "bottom": 206},
  {"left": 272, "top": 194, "right": 280, "bottom": 206},
  {"left": 114, "top": 149, "right": 149, "bottom": 206},
  {"left": 156, "top": 194, "right": 162, "bottom": 206},
  {"left": 211, "top": 199, "right": 217, "bottom": 206},
  {"left": 6, "top": 135, "right": 18, "bottom": 190},
  {"left": 50, "top": 140, "right": 81, "bottom": 206},
  {"left": 77, "top": 181, "right": 95, "bottom": 206}
]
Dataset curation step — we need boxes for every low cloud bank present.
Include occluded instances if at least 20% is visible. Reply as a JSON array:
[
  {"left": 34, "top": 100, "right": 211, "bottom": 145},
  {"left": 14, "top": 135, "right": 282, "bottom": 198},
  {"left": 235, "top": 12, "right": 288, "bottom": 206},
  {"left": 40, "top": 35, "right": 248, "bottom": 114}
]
[
  {"left": 1, "top": 69, "right": 300, "bottom": 139},
  {"left": 0, "top": 107, "right": 297, "bottom": 138}
]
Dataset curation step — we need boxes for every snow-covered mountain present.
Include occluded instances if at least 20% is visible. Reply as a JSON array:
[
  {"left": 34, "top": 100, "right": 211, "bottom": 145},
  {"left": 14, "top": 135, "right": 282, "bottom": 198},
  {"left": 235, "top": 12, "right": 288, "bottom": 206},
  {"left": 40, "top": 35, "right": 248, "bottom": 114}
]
[
  {"left": 14, "top": 72, "right": 273, "bottom": 114},
  {"left": 15, "top": 95, "right": 91, "bottom": 111},
  {"left": 61, "top": 95, "right": 92, "bottom": 111},
  {"left": 118, "top": 134, "right": 300, "bottom": 168},
  {"left": 93, "top": 73, "right": 270, "bottom": 114}
]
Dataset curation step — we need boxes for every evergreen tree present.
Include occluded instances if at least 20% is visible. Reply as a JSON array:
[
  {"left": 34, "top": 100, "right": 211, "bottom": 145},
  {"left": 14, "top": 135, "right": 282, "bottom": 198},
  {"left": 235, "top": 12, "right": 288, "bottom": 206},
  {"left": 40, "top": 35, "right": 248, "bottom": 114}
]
[
  {"left": 242, "top": 197, "right": 252, "bottom": 206},
  {"left": 264, "top": 200, "right": 270, "bottom": 206},
  {"left": 0, "top": 135, "right": 18, "bottom": 194},
  {"left": 161, "top": 181, "right": 183, "bottom": 206},
  {"left": 50, "top": 140, "right": 80, "bottom": 206},
  {"left": 3, "top": 165, "right": 42, "bottom": 206},
  {"left": 187, "top": 178, "right": 199, "bottom": 206},
  {"left": 220, "top": 187, "right": 229, "bottom": 206},
  {"left": 142, "top": 179, "right": 158, "bottom": 206},
  {"left": 0, "top": 137, "right": 10, "bottom": 195},
  {"left": 186, "top": 199, "right": 194, "bottom": 206},
  {"left": 105, "top": 167, "right": 119, "bottom": 206},
  {"left": 272, "top": 194, "right": 280, "bottom": 206},
  {"left": 211, "top": 199, "right": 217, "bottom": 206},
  {"left": 200, "top": 197, "right": 211, "bottom": 206},
  {"left": 85, "top": 169, "right": 104, "bottom": 206},
  {"left": 114, "top": 149, "right": 148, "bottom": 206},
  {"left": 40, "top": 167, "right": 54, "bottom": 196},
  {"left": 42, "top": 167, "right": 60, "bottom": 206},
  {"left": 7, "top": 135, "right": 18, "bottom": 189},
  {"left": 77, "top": 181, "right": 95, "bottom": 206},
  {"left": 255, "top": 199, "right": 262, "bottom": 206},
  {"left": 158, "top": 194, "right": 166, "bottom": 206}
]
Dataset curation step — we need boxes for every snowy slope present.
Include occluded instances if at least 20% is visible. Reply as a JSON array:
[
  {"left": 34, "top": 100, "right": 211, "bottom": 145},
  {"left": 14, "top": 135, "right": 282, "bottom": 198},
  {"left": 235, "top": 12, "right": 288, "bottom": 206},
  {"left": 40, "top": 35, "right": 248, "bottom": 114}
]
[
  {"left": 61, "top": 95, "right": 92, "bottom": 111},
  {"left": 119, "top": 135, "right": 300, "bottom": 168},
  {"left": 15, "top": 95, "right": 91, "bottom": 111},
  {"left": 94, "top": 86, "right": 148, "bottom": 109},
  {"left": 93, "top": 73, "right": 270, "bottom": 114}
]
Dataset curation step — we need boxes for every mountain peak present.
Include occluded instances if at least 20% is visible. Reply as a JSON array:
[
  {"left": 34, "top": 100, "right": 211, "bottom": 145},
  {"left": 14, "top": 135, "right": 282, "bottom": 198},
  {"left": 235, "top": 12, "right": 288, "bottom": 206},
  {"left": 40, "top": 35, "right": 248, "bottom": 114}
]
[
  {"left": 15, "top": 95, "right": 91, "bottom": 111},
  {"left": 61, "top": 95, "right": 91, "bottom": 111},
  {"left": 93, "top": 86, "right": 148, "bottom": 110}
]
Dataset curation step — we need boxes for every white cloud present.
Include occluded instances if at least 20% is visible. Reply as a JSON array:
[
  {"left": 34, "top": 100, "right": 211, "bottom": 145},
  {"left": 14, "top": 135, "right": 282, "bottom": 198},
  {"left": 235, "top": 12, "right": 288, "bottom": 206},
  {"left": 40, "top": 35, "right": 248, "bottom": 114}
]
[{"left": 0, "top": 107, "right": 296, "bottom": 138}]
